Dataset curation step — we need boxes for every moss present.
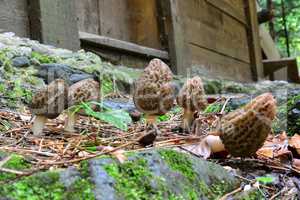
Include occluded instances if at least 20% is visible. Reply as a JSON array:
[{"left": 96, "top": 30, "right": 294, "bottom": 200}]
[
  {"left": 238, "top": 190, "right": 264, "bottom": 200},
  {"left": 159, "top": 149, "right": 233, "bottom": 200},
  {"left": 0, "top": 171, "right": 65, "bottom": 200},
  {"left": 0, "top": 169, "right": 95, "bottom": 200},
  {"left": 31, "top": 51, "right": 57, "bottom": 64},
  {"left": 159, "top": 149, "right": 196, "bottom": 182},
  {"left": 104, "top": 157, "right": 186, "bottom": 200},
  {"left": 0, "top": 154, "right": 32, "bottom": 182},
  {"left": 64, "top": 178, "right": 95, "bottom": 200}
]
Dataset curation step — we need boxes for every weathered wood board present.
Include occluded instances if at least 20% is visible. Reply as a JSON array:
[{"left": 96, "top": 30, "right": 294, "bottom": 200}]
[
  {"left": 75, "top": 0, "right": 162, "bottom": 49},
  {"left": 29, "top": 0, "right": 80, "bottom": 51},
  {"left": 0, "top": 0, "right": 29, "bottom": 37},
  {"left": 165, "top": 0, "right": 256, "bottom": 82}
]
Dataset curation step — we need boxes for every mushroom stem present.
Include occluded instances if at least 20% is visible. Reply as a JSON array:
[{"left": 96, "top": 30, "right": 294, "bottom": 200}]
[
  {"left": 31, "top": 115, "right": 47, "bottom": 136},
  {"left": 205, "top": 135, "right": 226, "bottom": 153},
  {"left": 64, "top": 111, "right": 77, "bottom": 132},
  {"left": 182, "top": 109, "right": 194, "bottom": 131},
  {"left": 146, "top": 114, "right": 157, "bottom": 125}
]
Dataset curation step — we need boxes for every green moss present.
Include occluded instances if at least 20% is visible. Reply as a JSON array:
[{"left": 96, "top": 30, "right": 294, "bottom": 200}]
[
  {"left": 0, "top": 154, "right": 32, "bottom": 182},
  {"left": 239, "top": 190, "right": 264, "bottom": 200},
  {"left": 0, "top": 171, "right": 65, "bottom": 200},
  {"left": 159, "top": 149, "right": 233, "bottom": 200},
  {"left": 31, "top": 51, "right": 57, "bottom": 64},
  {"left": 159, "top": 149, "right": 196, "bottom": 182},
  {"left": 104, "top": 158, "right": 186, "bottom": 200},
  {"left": 64, "top": 178, "right": 95, "bottom": 200}
]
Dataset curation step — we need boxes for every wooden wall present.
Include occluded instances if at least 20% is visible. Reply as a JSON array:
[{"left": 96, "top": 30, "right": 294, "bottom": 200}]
[
  {"left": 0, "top": 0, "right": 29, "bottom": 37},
  {"left": 164, "top": 0, "right": 262, "bottom": 82},
  {"left": 75, "top": 0, "right": 163, "bottom": 50}
]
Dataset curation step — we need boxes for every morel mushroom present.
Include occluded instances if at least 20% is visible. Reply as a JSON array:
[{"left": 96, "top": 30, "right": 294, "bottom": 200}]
[
  {"left": 29, "top": 79, "right": 68, "bottom": 136},
  {"left": 133, "top": 58, "right": 175, "bottom": 125},
  {"left": 65, "top": 78, "right": 100, "bottom": 132},
  {"left": 177, "top": 76, "right": 207, "bottom": 131},
  {"left": 200, "top": 93, "right": 276, "bottom": 158}
]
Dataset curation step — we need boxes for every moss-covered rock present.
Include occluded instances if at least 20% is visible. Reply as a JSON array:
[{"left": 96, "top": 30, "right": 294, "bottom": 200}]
[{"left": 0, "top": 150, "right": 241, "bottom": 200}]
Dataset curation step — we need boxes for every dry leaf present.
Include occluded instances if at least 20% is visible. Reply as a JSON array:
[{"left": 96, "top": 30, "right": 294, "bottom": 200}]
[
  {"left": 101, "top": 146, "right": 127, "bottom": 163},
  {"left": 293, "top": 159, "right": 300, "bottom": 170},
  {"left": 289, "top": 134, "right": 300, "bottom": 155}
]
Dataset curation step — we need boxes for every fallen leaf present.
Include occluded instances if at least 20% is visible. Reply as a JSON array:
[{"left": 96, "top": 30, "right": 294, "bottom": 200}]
[
  {"left": 289, "top": 134, "right": 300, "bottom": 155},
  {"left": 101, "top": 146, "right": 127, "bottom": 163},
  {"left": 293, "top": 159, "right": 300, "bottom": 170}
]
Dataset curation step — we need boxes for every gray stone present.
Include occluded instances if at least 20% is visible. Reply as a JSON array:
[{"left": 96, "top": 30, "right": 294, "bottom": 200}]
[
  {"left": 35, "top": 63, "right": 97, "bottom": 85},
  {"left": 12, "top": 56, "right": 30, "bottom": 68},
  {"left": 89, "top": 158, "right": 117, "bottom": 200},
  {"left": 60, "top": 166, "right": 81, "bottom": 187}
]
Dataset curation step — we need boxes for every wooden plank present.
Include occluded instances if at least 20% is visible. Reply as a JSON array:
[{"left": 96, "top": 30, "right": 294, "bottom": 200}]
[
  {"left": 98, "top": 0, "right": 131, "bottom": 42},
  {"left": 189, "top": 44, "right": 253, "bottom": 82},
  {"left": 79, "top": 32, "right": 169, "bottom": 60},
  {"left": 28, "top": 0, "right": 80, "bottom": 51},
  {"left": 244, "top": 0, "right": 264, "bottom": 80},
  {"left": 162, "top": 0, "right": 188, "bottom": 74},
  {"left": 182, "top": 0, "right": 250, "bottom": 63},
  {"left": 0, "top": 0, "right": 29, "bottom": 37},
  {"left": 263, "top": 58, "right": 300, "bottom": 83},
  {"left": 127, "top": 0, "right": 162, "bottom": 49},
  {"left": 74, "top": 0, "right": 100, "bottom": 34},
  {"left": 259, "top": 26, "right": 281, "bottom": 60},
  {"left": 206, "top": 0, "right": 247, "bottom": 25}
]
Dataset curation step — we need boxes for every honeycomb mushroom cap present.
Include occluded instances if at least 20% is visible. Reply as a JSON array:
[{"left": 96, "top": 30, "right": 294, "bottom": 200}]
[
  {"left": 219, "top": 93, "right": 276, "bottom": 157},
  {"left": 29, "top": 79, "right": 68, "bottom": 119},
  {"left": 176, "top": 76, "right": 207, "bottom": 111},
  {"left": 68, "top": 78, "right": 100, "bottom": 107},
  {"left": 133, "top": 59, "right": 175, "bottom": 115}
]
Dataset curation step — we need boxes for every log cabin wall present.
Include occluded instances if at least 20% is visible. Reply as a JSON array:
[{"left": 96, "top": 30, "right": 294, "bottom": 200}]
[
  {"left": 0, "top": 0, "right": 263, "bottom": 82},
  {"left": 163, "top": 0, "right": 262, "bottom": 82},
  {"left": 75, "top": 0, "right": 163, "bottom": 50},
  {"left": 0, "top": 0, "right": 30, "bottom": 37}
]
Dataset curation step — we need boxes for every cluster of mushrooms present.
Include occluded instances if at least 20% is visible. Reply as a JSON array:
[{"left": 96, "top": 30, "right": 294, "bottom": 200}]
[
  {"left": 133, "top": 59, "right": 277, "bottom": 158},
  {"left": 30, "top": 58, "right": 277, "bottom": 158},
  {"left": 29, "top": 78, "right": 100, "bottom": 136}
]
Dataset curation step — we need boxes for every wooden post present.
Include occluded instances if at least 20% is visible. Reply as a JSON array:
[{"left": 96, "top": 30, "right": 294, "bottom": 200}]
[
  {"left": 244, "top": 0, "right": 264, "bottom": 81},
  {"left": 28, "top": 0, "right": 80, "bottom": 51},
  {"left": 159, "top": 0, "right": 188, "bottom": 75}
]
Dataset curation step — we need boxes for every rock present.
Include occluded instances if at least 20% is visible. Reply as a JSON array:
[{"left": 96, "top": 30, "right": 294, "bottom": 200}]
[
  {"left": 290, "top": 108, "right": 300, "bottom": 119},
  {"left": 11, "top": 56, "right": 30, "bottom": 68},
  {"left": 0, "top": 150, "right": 239, "bottom": 199},
  {"left": 295, "top": 100, "right": 300, "bottom": 110},
  {"left": 35, "top": 63, "right": 96, "bottom": 85}
]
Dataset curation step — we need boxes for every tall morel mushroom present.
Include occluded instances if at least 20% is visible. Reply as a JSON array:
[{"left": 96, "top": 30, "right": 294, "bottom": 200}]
[
  {"left": 29, "top": 79, "right": 68, "bottom": 136},
  {"left": 133, "top": 58, "right": 175, "bottom": 125},
  {"left": 177, "top": 76, "right": 207, "bottom": 132},
  {"left": 65, "top": 78, "right": 100, "bottom": 132},
  {"left": 199, "top": 93, "right": 276, "bottom": 158}
]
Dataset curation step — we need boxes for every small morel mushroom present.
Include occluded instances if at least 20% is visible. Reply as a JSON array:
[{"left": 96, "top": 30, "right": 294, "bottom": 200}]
[
  {"left": 65, "top": 78, "right": 100, "bottom": 132},
  {"left": 133, "top": 58, "right": 175, "bottom": 145},
  {"left": 177, "top": 76, "right": 207, "bottom": 132},
  {"left": 133, "top": 58, "right": 175, "bottom": 125},
  {"left": 29, "top": 79, "right": 68, "bottom": 136},
  {"left": 200, "top": 93, "right": 276, "bottom": 158}
]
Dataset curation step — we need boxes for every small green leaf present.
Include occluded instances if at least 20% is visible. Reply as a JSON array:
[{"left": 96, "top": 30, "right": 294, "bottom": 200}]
[
  {"left": 158, "top": 114, "right": 170, "bottom": 122},
  {"left": 256, "top": 176, "right": 275, "bottom": 184}
]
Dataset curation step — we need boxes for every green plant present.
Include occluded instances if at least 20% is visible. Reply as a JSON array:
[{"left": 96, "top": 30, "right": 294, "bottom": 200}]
[{"left": 71, "top": 101, "right": 132, "bottom": 131}]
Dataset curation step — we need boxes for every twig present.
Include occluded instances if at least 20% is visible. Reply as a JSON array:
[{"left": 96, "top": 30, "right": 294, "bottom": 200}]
[
  {"left": 0, "top": 155, "right": 12, "bottom": 167},
  {"left": 0, "top": 167, "right": 28, "bottom": 175},
  {"left": 220, "top": 97, "right": 231, "bottom": 114},
  {"left": 219, "top": 187, "right": 242, "bottom": 200}
]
